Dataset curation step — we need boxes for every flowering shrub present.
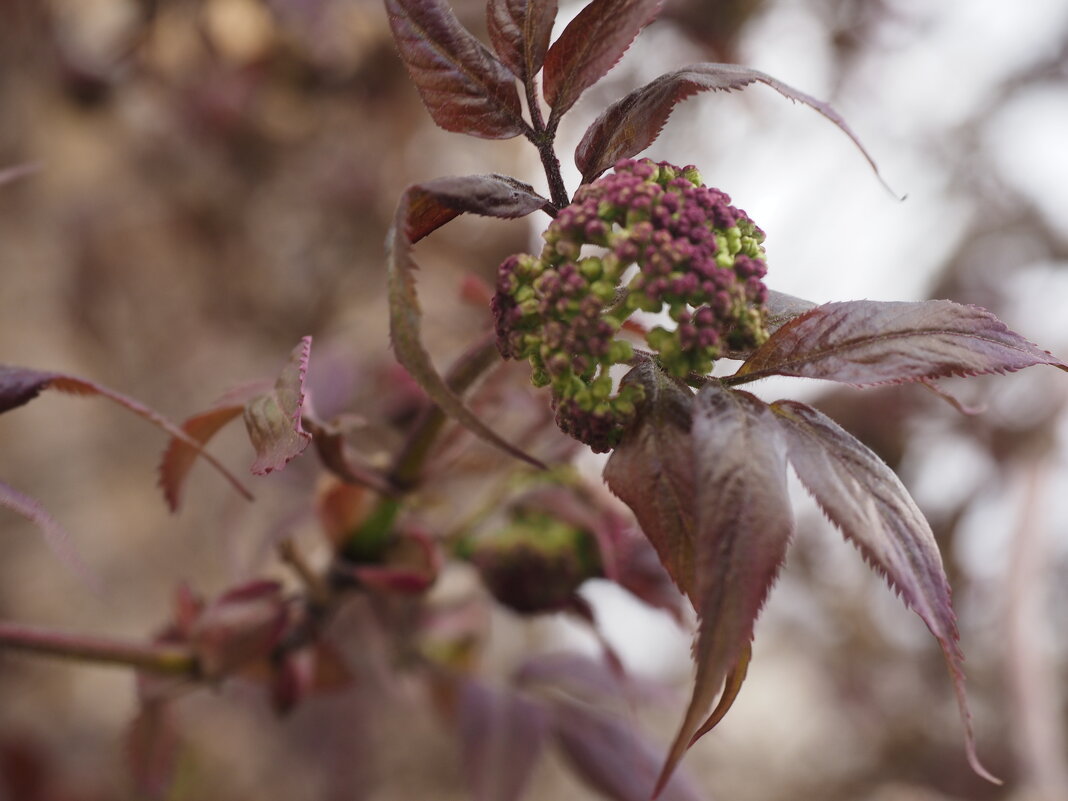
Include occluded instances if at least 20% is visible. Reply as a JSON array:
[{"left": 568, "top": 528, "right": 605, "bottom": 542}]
[{"left": 0, "top": 0, "right": 1066, "bottom": 799}]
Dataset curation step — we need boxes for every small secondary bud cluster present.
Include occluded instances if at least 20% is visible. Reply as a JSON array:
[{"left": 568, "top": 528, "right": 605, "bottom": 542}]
[
  {"left": 467, "top": 512, "right": 601, "bottom": 614},
  {"left": 492, "top": 159, "right": 769, "bottom": 451}
]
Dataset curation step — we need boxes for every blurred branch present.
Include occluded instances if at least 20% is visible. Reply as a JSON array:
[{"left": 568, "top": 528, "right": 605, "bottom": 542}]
[
  {"left": 388, "top": 332, "right": 503, "bottom": 491},
  {"left": 0, "top": 621, "right": 198, "bottom": 676},
  {"left": 1005, "top": 460, "right": 1068, "bottom": 799}
]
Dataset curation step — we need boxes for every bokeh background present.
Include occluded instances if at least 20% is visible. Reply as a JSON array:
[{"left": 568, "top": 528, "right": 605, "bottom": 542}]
[{"left": 1, "top": 0, "right": 1066, "bottom": 799}]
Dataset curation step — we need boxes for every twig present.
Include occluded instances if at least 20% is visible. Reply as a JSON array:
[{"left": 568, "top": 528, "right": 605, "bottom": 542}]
[{"left": 0, "top": 621, "right": 198, "bottom": 676}]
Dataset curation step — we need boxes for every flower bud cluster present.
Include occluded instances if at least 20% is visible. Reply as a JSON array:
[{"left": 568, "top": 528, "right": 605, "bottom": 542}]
[
  {"left": 492, "top": 159, "right": 769, "bottom": 451},
  {"left": 468, "top": 512, "right": 601, "bottom": 614}
]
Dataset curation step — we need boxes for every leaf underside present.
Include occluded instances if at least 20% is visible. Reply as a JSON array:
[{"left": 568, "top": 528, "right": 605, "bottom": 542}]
[
  {"left": 771, "top": 399, "right": 999, "bottom": 783},
  {"left": 389, "top": 175, "right": 550, "bottom": 469},
  {"left": 386, "top": 0, "right": 527, "bottom": 138},
  {"left": 654, "top": 383, "right": 793, "bottom": 797},
  {"left": 736, "top": 299, "right": 1067, "bottom": 387},
  {"left": 487, "top": 0, "right": 558, "bottom": 84},
  {"left": 0, "top": 366, "right": 251, "bottom": 502},
  {"left": 603, "top": 361, "right": 699, "bottom": 599},
  {"left": 575, "top": 62, "right": 890, "bottom": 186},
  {"left": 542, "top": 0, "right": 663, "bottom": 123},
  {"left": 243, "top": 337, "right": 314, "bottom": 476}
]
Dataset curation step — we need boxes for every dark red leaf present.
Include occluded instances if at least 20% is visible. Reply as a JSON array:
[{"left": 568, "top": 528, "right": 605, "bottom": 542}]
[
  {"left": 655, "top": 384, "right": 793, "bottom": 797},
  {"left": 243, "top": 337, "right": 313, "bottom": 476},
  {"left": 158, "top": 381, "right": 270, "bottom": 512},
  {"left": 0, "top": 479, "right": 96, "bottom": 588},
  {"left": 734, "top": 299, "right": 1068, "bottom": 387},
  {"left": 303, "top": 416, "right": 394, "bottom": 495},
  {"left": 403, "top": 174, "right": 552, "bottom": 242},
  {"left": 0, "top": 366, "right": 251, "bottom": 502},
  {"left": 542, "top": 0, "right": 662, "bottom": 122},
  {"left": 607, "top": 526, "right": 690, "bottom": 624},
  {"left": 190, "top": 580, "right": 288, "bottom": 679},
  {"left": 603, "top": 361, "right": 698, "bottom": 599},
  {"left": 487, "top": 0, "right": 557, "bottom": 83},
  {"left": 575, "top": 62, "right": 889, "bottom": 185},
  {"left": 771, "top": 399, "right": 1000, "bottom": 783},
  {"left": 457, "top": 679, "right": 549, "bottom": 801},
  {"left": 389, "top": 177, "right": 550, "bottom": 469},
  {"left": 688, "top": 642, "right": 750, "bottom": 745},
  {"left": 386, "top": 0, "right": 527, "bottom": 138},
  {"left": 552, "top": 700, "right": 706, "bottom": 801}
]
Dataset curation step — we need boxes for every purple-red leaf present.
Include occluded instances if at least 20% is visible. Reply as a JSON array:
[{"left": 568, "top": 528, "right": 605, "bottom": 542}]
[
  {"left": 575, "top": 62, "right": 888, "bottom": 185},
  {"left": 688, "top": 642, "right": 750, "bottom": 746},
  {"left": 655, "top": 384, "right": 793, "bottom": 798},
  {"left": 487, "top": 0, "right": 557, "bottom": 83},
  {"left": 734, "top": 299, "right": 1067, "bottom": 387},
  {"left": 389, "top": 177, "right": 550, "bottom": 470},
  {"left": 457, "top": 679, "right": 549, "bottom": 801},
  {"left": 386, "top": 0, "right": 527, "bottom": 138},
  {"left": 189, "top": 580, "right": 288, "bottom": 679},
  {"left": 552, "top": 700, "right": 706, "bottom": 801},
  {"left": 159, "top": 381, "right": 271, "bottom": 512},
  {"left": 303, "top": 415, "right": 396, "bottom": 496},
  {"left": 542, "top": 0, "right": 662, "bottom": 122},
  {"left": 771, "top": 399, "right": 999, "bottom": 783},
  {"left": 0, "top": 366, "right": 251, "bottom": 502},
  {"left": 0, "top": 479, "right": 96, "bottom": 588},
  {"left": 603, "top": 361, "right": 698, "bottom": 599},
  {"left": 243, "top": 337, "right": 312, "bottom": 476}
]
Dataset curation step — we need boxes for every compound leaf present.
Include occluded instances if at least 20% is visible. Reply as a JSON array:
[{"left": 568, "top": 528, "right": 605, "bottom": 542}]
[
  {"left": 655, "top": 384, "right": 792, "bottom": 797},
  {"left": 542, "top": 0, "right": 662, "bottom": 123},
  {"left": 487, "top": 0, "right": 558, "bottom": 83},
  {"left": 0, "top": 366, "right": 251, "bottom": 502},
  {"left": 389, "top": 175, "right": 551, "bottom": 470},
  {"left": 734, "top": 299, "right": 1067, "bottom": 387},
  {"left": 576, "top": 62, "right": 887, "bottom": 185},
  {"left": 387, "top": 0, "right": 527, "bottom": 138},
  {"left": 772, "top": 399, "right": 999, "bottom": 783},
  {"left": 604, "top": 361, "right": 698, "bottom": 599}
]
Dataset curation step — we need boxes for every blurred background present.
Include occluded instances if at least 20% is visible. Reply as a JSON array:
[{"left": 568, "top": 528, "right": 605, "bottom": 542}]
[{"left": 1, "top": 0, "right": 1066, "bottom": 799}]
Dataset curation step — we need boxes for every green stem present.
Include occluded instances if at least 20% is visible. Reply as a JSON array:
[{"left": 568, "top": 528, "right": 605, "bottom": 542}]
[
  {"left": 389, "top": 333, "right": 503, "bottom": 490},
  {"left": 0, "top": 621, "right": 198, "bottom": 676},
  {"left": 338, "top": 334, "right": 504, "bottom": 560}
]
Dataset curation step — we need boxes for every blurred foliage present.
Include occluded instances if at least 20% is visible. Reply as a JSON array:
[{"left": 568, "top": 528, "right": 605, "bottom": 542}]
[{"left": 1, "top": 1, "right": 1066, "bottom": 801}]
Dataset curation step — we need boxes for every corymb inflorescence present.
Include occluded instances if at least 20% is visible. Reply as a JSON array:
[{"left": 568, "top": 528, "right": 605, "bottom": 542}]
[{"left": 492, "top": 159, "right": 770, "bottom": 451}]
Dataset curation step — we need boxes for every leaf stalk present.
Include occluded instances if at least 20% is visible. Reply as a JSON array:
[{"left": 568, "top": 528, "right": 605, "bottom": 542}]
[{"left": 0, "top": 621, "right": 199, "bottom": 677}]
